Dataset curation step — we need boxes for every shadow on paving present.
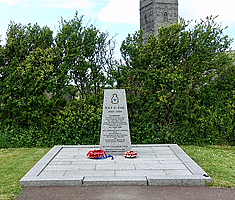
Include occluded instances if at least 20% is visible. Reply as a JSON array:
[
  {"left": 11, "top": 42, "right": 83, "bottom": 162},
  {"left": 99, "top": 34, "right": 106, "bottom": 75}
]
[{"left": 16, "top": 186, "right": 235, "bottom": 200}]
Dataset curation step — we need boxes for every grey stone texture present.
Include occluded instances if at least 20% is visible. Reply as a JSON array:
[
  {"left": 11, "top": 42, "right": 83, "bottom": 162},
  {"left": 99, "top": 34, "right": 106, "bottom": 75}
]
[
  {"left": 140, "top": 0, "right": 178, "bottom": 41},
  {"left": 100, "top": 89, "right": 131, "bottom": 154},
  {"left": 20, "top": 145, "right": 212, "bottom": 187}
]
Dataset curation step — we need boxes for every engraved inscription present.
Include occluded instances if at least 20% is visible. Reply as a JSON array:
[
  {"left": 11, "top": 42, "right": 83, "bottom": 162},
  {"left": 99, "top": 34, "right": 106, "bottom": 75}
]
[{"left": 100, "top": 89, "right": 131, "bottom": 155}]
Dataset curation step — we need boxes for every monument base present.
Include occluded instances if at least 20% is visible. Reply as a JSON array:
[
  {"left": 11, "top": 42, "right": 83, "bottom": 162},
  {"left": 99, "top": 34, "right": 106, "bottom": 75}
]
[{"left": 20, "top": 144, "right": 212, "bottom": 187}]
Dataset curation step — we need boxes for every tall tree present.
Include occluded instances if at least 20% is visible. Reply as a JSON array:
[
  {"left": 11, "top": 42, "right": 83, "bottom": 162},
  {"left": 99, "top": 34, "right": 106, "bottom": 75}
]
[
  {"left": 120, "top": 16, "right": 233, "bottom": 93},
  {"left": 0, "top": 22, "right": 55, "bottom": 125},
  {"left": 119, "top": 16, "right": 235, "bottom": 144},
  {"left": 54, "top": 12, "right": 116, "bottom": 99}
]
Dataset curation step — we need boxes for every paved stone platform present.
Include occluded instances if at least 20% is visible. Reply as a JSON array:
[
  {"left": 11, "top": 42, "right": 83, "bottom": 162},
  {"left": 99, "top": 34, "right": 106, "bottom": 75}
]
[{"left": 20, "top": 144, "right": 212, "bottom": 187}]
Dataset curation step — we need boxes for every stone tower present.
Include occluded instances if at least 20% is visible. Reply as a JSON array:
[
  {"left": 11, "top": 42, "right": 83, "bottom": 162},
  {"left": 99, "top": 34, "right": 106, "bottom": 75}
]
[{"left": 140, "top": 0, "right": 178, "bottom": 41}]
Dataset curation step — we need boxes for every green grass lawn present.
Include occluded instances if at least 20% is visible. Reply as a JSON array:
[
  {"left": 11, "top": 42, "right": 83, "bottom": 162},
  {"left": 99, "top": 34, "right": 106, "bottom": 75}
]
[
  {"left": 181, "top": 146, "right": 235, "bottom": 187},
  {"left": 0, "top": 148, "right": 49, "bottom": 200},
  {"left": 0, "top": 146, "right": 234, "bottom": 200}
]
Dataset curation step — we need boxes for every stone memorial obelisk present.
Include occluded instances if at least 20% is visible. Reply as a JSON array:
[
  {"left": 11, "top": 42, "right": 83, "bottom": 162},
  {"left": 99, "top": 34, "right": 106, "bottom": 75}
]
[{"left": 100, "top": 89, "right": 131, "bottom": 155}]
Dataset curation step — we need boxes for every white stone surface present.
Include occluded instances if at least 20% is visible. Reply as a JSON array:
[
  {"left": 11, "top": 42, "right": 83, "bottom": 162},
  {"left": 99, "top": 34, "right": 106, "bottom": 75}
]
[
  {"left": 100, "top": 89, "right": 131, "bottom": 154},
  {"left": 20, "top": 145, "right": 212, "bottom": 186}
]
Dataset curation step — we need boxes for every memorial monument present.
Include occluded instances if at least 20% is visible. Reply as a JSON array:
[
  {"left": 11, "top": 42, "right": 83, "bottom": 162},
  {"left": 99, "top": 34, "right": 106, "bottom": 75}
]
[{"left": 100, "top": 89, "right": 131, "bottom": 154}]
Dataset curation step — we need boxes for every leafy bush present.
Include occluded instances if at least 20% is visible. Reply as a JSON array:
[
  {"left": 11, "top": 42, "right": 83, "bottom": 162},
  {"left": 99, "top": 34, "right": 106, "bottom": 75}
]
[
  {"left": 51, "top": 96, "right": 103, "bottom": 146},
  {"left": 0, "top": 95, "right": 103, "bottom": 148}
]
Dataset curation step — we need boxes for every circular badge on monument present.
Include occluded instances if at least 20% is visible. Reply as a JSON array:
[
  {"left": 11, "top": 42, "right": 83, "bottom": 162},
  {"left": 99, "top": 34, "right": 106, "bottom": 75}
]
[{"left": 111, "top": 94, "right": 119, "bottom": 104}]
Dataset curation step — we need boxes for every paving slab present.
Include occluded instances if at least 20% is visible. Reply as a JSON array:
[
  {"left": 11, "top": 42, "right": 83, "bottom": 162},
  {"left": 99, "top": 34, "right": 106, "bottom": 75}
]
[{"left": 20, "top": 144, "right": 212, "bottom": 186}]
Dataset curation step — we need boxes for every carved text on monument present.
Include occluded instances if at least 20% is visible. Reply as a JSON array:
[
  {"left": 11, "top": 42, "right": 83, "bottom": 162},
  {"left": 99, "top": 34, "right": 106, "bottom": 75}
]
[{"left": 100, "top": 89, "right": 131, "bottom": 154}]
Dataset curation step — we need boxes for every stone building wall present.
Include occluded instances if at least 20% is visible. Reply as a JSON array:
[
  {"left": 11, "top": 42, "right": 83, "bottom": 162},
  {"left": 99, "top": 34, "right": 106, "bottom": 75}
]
[{"left": 140, "top": 0, "right": 178, "bottom": 41}]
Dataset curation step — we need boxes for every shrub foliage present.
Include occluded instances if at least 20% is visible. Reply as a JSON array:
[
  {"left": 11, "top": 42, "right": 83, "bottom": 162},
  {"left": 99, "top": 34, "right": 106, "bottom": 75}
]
[{"left": 0, "top": 15, "right": 234, "bottom": 147}]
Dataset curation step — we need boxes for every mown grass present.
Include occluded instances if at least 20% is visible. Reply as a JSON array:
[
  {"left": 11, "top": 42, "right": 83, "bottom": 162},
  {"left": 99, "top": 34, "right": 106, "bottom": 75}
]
[
  {"left": 0, "top": 148, "right": 49, "bottom": 200},
  {"left": 0, "top": 146, "right": 234, "bottom": 199},
  {"left": 181, "top": 145, "right": 235, "bottom": 187}
]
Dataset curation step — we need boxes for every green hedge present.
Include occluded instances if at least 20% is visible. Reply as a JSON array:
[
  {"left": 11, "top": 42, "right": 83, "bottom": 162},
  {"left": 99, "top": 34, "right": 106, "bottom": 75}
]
[
  {"left": 1, "top": 88, "right": 234, "bottom": 148},
  {"left": 0, "top": 96, "right": 103, "bottom": 148}
]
